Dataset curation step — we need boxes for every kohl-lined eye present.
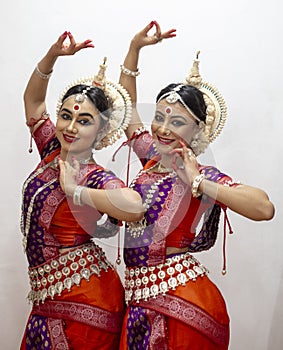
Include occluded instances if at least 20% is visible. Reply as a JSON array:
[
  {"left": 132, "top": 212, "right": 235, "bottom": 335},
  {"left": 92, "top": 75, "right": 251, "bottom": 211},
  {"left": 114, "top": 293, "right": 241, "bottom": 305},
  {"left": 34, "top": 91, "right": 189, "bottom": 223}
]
[
  {"left": 154, "top": 114, "right": 164, "bottom": 123},
  {"left": 171, "top": 120, "right": 185, "bottom": 127},
  {"left": 60, "top": 113, "right": 72, "bottom": 121},
  {"left": 78, "top": 119, "right": 92, "bottom": 126}
]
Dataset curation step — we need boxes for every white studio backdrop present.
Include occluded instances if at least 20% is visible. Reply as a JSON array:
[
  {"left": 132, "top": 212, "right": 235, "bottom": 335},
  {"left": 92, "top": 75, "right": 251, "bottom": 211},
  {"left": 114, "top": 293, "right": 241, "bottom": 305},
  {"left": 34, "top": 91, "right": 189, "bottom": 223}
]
[{"left": 0, "top": 0, "right": 282, "bottom": 349}]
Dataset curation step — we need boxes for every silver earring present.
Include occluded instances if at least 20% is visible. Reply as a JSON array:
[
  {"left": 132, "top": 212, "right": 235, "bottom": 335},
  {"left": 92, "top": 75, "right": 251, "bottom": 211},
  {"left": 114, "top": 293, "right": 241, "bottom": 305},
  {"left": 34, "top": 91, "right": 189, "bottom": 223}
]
[
  {"left": 91, "top": 148, "right": 96, "bottom": 161},
  {"left": 93, "top": 140, "right": 103, "bottom": 150}
]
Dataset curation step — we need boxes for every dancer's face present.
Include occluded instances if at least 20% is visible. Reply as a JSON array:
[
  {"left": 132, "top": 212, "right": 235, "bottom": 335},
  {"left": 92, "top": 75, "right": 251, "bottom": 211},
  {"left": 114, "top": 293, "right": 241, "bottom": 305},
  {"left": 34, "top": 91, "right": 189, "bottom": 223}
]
[
  {"left": 56, "top": 95, "right": 101, "bottom": 159},
  {"left": 151, "top": 99, "right": 198, "bottom": 154}
]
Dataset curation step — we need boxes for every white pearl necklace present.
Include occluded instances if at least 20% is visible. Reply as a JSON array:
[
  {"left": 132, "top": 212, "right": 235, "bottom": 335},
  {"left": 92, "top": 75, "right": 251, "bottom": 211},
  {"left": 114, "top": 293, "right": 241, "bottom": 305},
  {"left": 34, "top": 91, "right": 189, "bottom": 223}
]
[
  {"left": 22, "top": 178, "right": 57, "bottom": 252},
  {"left": 21, "top": 162, "right": 54, "bottom": 252},
  {"left": 21, "top": 154, "right": 95, "bottom": 252},
  {"left": 127, "top": 163, "right": 177, "bottom": 238}
]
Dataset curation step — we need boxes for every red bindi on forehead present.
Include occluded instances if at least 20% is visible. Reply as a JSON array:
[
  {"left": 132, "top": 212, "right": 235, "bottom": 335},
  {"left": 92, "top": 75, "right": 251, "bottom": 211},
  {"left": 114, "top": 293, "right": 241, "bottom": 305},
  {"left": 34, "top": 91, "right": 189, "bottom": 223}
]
[
  {"left": 165, "top": 106, "right": 172, "bottom": 115},
  {"left": 73, "top": 104, "right": 80, "bottom": 111}
]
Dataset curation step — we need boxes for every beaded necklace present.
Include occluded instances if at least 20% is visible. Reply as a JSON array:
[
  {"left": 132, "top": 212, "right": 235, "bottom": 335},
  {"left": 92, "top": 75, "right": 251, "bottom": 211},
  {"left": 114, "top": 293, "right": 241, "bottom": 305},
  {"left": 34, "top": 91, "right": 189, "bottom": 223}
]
[
  {"left": 21, "top": 155, "right": 93, "bottom": 252},
  {"left": 50, "top": 154, "right": 93, "bottom": 169},
  {"left": 127, "top": 162, "right": 177, "bottom": 238},
  {"left": 21, "top": 162, "right": 55, "bottom": 252}
]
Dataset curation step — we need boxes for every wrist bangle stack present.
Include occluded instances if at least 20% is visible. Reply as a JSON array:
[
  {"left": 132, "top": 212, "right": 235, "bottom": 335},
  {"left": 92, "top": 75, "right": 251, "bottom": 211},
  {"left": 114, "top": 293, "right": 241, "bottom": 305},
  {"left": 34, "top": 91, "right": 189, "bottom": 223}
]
[
  {"left": 35, "top": 64, "right": 53, "bottom": 80},
  {"left": 120, "top": 64, "right": 140, "bottom": 77},
  {"left": 73, "top": 186, "right": 85, "bottom": 206},
  {"left": 191, "top": 173, "right": 205, "bottom": 198}
]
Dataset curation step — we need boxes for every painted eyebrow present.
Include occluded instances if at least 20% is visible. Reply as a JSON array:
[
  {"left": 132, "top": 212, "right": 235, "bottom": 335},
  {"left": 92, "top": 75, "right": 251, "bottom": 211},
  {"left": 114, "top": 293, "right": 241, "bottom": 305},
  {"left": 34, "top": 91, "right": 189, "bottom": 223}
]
[{"left": 60, "top": 107, "right": 94, "bottom": 119}]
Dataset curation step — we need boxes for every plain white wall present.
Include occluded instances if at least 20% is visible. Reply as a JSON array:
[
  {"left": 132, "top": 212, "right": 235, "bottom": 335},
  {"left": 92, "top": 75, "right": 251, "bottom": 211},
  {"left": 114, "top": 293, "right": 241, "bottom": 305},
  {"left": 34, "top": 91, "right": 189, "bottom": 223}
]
[{"left": 0, "top": 0, "right": 282, "bottom": 349}]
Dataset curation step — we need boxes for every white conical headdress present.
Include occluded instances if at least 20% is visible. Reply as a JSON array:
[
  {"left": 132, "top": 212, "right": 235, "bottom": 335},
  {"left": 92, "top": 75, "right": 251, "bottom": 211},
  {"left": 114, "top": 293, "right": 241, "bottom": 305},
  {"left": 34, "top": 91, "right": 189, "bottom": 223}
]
[{"left": 185, "top": 51, "right": 227, "bottom": 144}]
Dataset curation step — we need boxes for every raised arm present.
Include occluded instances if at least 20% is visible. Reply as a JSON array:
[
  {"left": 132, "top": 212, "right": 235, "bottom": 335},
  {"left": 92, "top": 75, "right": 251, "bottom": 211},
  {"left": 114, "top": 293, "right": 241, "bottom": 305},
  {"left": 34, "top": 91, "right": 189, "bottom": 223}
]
[
  {"left": 119, "top": 21, "right": 176, "bottom": 139},
  {"left": 24, "top": 31, "right": 94, "bottom": 132}
]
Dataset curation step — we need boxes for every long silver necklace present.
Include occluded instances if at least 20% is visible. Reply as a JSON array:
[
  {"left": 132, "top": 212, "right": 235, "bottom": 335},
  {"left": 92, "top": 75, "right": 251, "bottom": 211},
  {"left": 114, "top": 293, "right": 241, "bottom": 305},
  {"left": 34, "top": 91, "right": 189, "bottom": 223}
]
[
  {"left": 127, "top": 162, "right": 177, "bottom": 238},
  {"left": 21, "top": 154, "right": 93, "bottom": 252},
  {"left": 21, "top": 161, "right": 55, "bottom": 252}
]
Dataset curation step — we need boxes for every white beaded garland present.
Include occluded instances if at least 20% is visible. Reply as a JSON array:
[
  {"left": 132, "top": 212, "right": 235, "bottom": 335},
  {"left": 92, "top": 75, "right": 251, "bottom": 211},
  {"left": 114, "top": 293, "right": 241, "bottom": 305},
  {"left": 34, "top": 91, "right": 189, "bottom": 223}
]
[{"left": 126, "top": 163, "right": 176, "bottom": 238}]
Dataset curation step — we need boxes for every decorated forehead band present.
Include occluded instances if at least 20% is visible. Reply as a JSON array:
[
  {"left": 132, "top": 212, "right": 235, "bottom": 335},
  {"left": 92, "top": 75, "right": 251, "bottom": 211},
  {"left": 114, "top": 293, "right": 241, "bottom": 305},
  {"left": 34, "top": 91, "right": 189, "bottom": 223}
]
[
  {"left": 64, "top": 90, "right": 88, "bottom": 113},
  {"left": 62, "top": 88, "right": 108, "bottom": 120},
  {"left": 157, "top": 84, "right": 201, "bottom": 123}
]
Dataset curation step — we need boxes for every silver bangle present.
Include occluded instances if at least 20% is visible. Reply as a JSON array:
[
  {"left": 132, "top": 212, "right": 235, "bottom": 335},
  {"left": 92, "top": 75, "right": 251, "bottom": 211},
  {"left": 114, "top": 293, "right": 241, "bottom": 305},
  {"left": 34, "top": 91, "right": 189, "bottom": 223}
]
[
  {"left": 191, "top": 173, "right": 205, "bottom": 198},
  {"left": 35, "top": 64, "right": 53, "bottom": 80},
  {"left": 73, "top": 185, "right": 85, "bottom": 206},
  {"left": 120, "top": 64, "right": 140, "bottom": 77}
]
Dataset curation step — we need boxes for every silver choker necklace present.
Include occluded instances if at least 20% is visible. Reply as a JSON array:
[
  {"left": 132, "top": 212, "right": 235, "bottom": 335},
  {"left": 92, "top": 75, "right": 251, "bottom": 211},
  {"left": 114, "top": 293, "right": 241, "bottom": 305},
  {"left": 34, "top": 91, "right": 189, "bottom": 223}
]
[
  {"left": 156, "top": 161, "right": 173, "bottom": 173},
  {"left": 76, "top": 155, "right": 93, "bottom": 164},
  {"left": 52, "top": 155, "right": 93, "bottom": 167}
]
